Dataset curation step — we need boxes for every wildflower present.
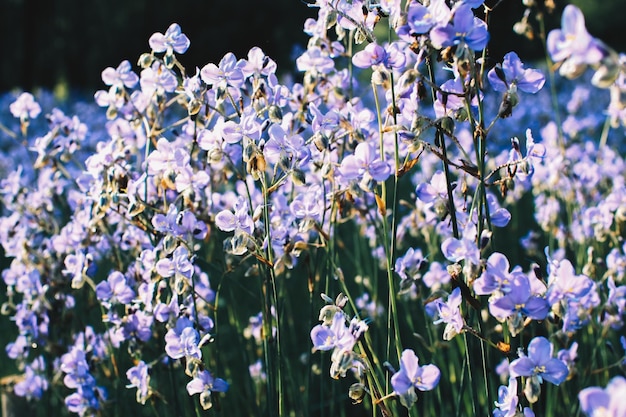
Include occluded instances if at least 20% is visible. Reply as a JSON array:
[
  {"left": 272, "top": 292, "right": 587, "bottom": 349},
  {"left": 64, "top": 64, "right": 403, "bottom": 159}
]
[
  {"left": 578, "top": 376, "right": 626, "bottom": 417},
  {"left": 493, "top": 378, "right": 519, "bottom": 417},
  {"left": 352, "top": 42, "right": 406, "bottom": 71},
  {"left": 430, "top": 4, "right": 490, "bottom": 51},
  {"left": 149, "top": 23, "right": 190, "bottom": 55},
  {"left": 509, "top": 336, "right": 569, "bottom": 403},
  {"left": 546, "top": 5, "right": 605, "bottom": 79},
  {"left": 433, "top": 287, "right": 464, "bottom": 340},
  {"left": 391, "top": 349, "right": 441, "bottom": 409},
  {"left": 95, "top": 271, "right": 135, "bottom": 306},
  {"left": 9, "top": 92, "right": 41, "bottom": 120},
  {"left": 201, "top": 52, "right": 245, "bottom": 89},
  {"left": 405, "top": 0, "right": 451, "bottom": 35},
  {"left": 340, "top": 142, "right": 391, "bottom": 190},
  {"left": 101, "top": 60, "right": 139, "bottom": 89},
  {"left": 488, "top": 52, "right": 545, "bottom": 94},
  {"left": 164, "top": 317, "right": 202, "bottom": 360},
  {"left": 186, "top": 370, "right": 229, "bottom": 410},
  {"left": 126, "top": 361, "right": 150, "bottom": 404}
]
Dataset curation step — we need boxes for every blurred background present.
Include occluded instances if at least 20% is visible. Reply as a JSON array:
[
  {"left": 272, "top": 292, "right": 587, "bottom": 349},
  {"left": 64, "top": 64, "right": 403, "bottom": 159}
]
[{"left": 0, "top": 0, "right": 624, "bottom": 94}]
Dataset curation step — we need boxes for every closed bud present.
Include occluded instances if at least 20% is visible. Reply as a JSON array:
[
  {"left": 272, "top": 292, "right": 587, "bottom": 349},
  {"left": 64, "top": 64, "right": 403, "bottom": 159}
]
[
  {"left": 371, "top": 69, "right": 389, "bottom": 87},
  {"left": 292, "top": 168, "right": 306, "bottom": 185},
  {"left": 348, "top": 383, "right": 366, "bottom": 404},
  {"left": 138, "top": 53, "right": 154, "bottom": 69},
  {"left": 268, "top": 105, "right": 283, "bottom": 123}
]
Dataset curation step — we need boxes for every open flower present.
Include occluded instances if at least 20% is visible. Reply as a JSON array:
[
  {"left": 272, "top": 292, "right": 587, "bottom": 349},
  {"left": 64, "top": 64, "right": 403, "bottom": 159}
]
[
  {"left": 391, "top": 349, "right": 441, "bottom": 409},
  {"left": 186, "top": 370, "right": 228, "bottom": 410}
]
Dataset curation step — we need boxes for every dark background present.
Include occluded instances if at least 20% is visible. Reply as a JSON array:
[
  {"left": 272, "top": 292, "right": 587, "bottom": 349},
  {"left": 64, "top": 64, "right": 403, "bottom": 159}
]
[{"left": 1, "top": 0, "right": 624, "bottom": 93}]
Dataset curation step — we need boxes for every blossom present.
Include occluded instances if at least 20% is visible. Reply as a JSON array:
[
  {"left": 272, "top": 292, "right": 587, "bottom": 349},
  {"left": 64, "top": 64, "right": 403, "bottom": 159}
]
[
  {"left": 95, "top": 271, "right": 135, "bottom": 305},
  {"left": 391, "top": 349, "right": 440, "bottom": 408},
  {"left": 493, "top": 378, "right": 519, "bottom": 417},
  {"left": 164, "top": 318, "right": 202, "bottom": 360},
  {"left": 186, "top": 370, "right": 229, "bottom": 410},
  {"left": 488, "top": 52, "right": 545, "bottom": 94},
  {"left": 430, "top": 4, "right": 489, "bottom": 51},
  {"left": 488, "top": 272, "right": 549, "bottom": 321},
  {"left": 126, "top": 361, "right": 150, "bottom": 404},
  {"left": 405, "top": 0, "right": 451, "bottom": 35},
  {"left": 578, "top": 376, "right": 626, "bottom": 417},
  {"left": 200, "top": 52, "right": 245, "bottom": 89},
  {"left": 9, "top": 92, "right": 41, "bottom": 120},
  {"left": 433, "top": 287, "right": 464, "bottom": 340},
  {"left": 546, "top": 5, "right": 605, "bottom": 79},
  {"left": 509, "top": 336, "right": 569, "bottom": 385},
  {"left": 352, "top": 42, "right": 406, "bottom": 70},
  {"left": 101, "top": 60, "right": 139, "bottom": 89},
  {"left": 340, "top": 142, "right": 392, "bottom": 186},
  {"left": 149, "top": 23, "right": 190, "bottom": 55}
]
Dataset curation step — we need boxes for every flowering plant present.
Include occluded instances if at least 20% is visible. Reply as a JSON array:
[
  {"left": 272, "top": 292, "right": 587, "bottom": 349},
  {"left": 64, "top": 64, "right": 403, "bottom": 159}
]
[{"left": 0, "top": 1, "right": 625, "bottom": 417}]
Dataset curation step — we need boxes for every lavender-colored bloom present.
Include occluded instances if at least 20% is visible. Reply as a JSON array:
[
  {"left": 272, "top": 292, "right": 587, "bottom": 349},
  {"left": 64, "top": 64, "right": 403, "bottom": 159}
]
[
  {"left": 352, "top": 42, "right": 406, "bottom": 70},
  {"left": 186, "top": 370, "right": 229, "bottom": 410},
  {"left": 488, "top": 52, "right": 545, "bottom": 94},
  {"left": 406, "top": 0, "right": 450, "bottom": 34},
  {"left": 395, "top": 247, "right": 427, "bottom": 281},
  {"left": 488, "top": 272, "right": 549, "bottom": 321},
  {"left": 546, "top": 259, "right": 594, "bottom": 306},
  {"left": 441, "top": 234, "right": 480, "bottom": 265},
  {"left": 13, "top": 357, "right": 48, "bottom": 400},
  {"left": 546, "top": 5, "right": 605, "bottom": 79},
  {"left": 509, "top": 336, "right": 569, "bottom": 385},
  {"left": 473, "top": 252, "right": 512, "bottom": 295},
  {"left": 165, "top": 319, "right": 202, "bottom": 360},
  {"left": 10, "top": 92, "right": 41, "bottom": 120},
  {"left": 155, "top": 245, "right": 194, "bottom": 283},
  {"left": 126, "top": 361, "right": 150, "bottom": 404},
  {"left": 430, "top": 4, "right": 489, "bottom": 51},
  {"left": 423, "top": 261, "right": 450, "bottom": 289},
  {"left": 433, "top": 287, "right": 464, "bottom": 340},
  {"left": 201, "top": 52, "right": 245, "bottom": 89},
  {"left": 140, "top": 62, "right": 178, "bottom": 95},
  {"left": 95, "top": 271, "right": 135, "bottom": 305},
  {"left": 149, "top": 23, "right": 190, "bottom": 54},
  {"left": 239, "top": 46, "right": 277, "bottom": 78},
  {"left": 578, "top": 376, "right": 626, "bottom": 417},
  {"left": 391, "top": 349, "right": 440, "bottom": 408},
  {"left": 101, "top": 60, "right": 139, "bottom": 89},
  {"left": 296, "top": 46, "right": 335, "bottom": 75},
  {"left": 214, "top": 196, "right": 254, "bottom": 235},
  {"left": 340, "top": 142, "right": 391, "bottom": 184},
  {"left": 493, "top": 378, "right": 519, "bottom": 417}
]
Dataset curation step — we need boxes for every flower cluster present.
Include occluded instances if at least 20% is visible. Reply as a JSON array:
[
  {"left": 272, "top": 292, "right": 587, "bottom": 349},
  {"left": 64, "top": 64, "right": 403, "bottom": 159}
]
[{"left": 0, "top": 1, "right": 624, "bottom": 416}]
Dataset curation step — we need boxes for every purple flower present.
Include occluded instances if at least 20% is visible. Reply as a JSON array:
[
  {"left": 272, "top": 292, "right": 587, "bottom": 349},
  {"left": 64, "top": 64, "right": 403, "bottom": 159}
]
[
  {"left": 126, "top": 361, "right": 150, "bottom": 404},
  {"left": 488, "top": 272, "right": 549, "bottom": 321},
  {"left": 578, "top": 376, "right": 626, "bottom": 417},
  {"left": 186, "top": 370, "right": 229, "bottom": 410},
  {"left": 101, "top": 60, "right": 139, "bottom": 89},
  {"left": 405, "top": 0, "right": 451, "bottom": 35},
  {"left": 352, "top": 42, "right": 406, "bottom": 70},
  {"left": 340, "top": 142, "right": 391, "bottom": 185},
  {"left": 430, "top": 4, "right": 489, "bottom": 51},
  {"left": 95, "top": 271, "right": 135, "bottom": 305},
  {"left": 433, "top": 287, "right": 464, "bottom": 340},
  {"left": 140, "top": 62, "right": 178, "bottom": 95},
  {"left": 546, "top": 259, "right": 594, "bottom": 306},
  {"left": 214, "top": 196, "right": 254, "bottom": 235},
  {"left": 488, "top": 52, "right": 545, "bottom": 94},
  {"left": 149, "top": 23, "right": 190, "bottom": 55},
  {"left": 165, "top": 318, "right": 202, "bottom": 360},
  {"left": 509, "top": 336, "right": 569, "bottom": 385},
  {"left": 13, "top": 357, "right": 48, "bottom": 400},
  {"left": 155, "top": 245, "right": 194, "bottom": 290},
  {"left": 201, "top": 52, "right": 245, "bottom": 89},
  {"left": 10, "top": 92, "right": 41, "bottom": 120},
  {"left": 546, "top": 5, "right": 605, "bottom": 79},
  {"left": 493, "top": 378, "right": 519, "bottom": 417},
  {"left": 391, "top": 349, "right": 441, "bottom": 408},
  {"left": 296, "top": 46, "right": 335, "bottom": 75}
]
